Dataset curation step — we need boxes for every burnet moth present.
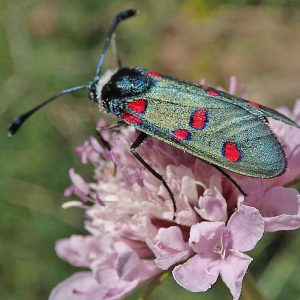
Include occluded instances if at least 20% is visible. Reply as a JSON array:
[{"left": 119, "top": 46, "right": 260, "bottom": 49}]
[{"left": 8, "top": 9, "right": 300, "bottom": 214}]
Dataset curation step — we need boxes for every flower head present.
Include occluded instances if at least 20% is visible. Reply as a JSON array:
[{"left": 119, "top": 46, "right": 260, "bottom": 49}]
[{"left": 51, "top": 79, "right": 300, "bottom": 300}]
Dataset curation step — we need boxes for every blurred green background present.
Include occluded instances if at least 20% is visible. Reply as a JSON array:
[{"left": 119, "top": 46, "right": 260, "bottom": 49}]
[{"left": 1, "top": 0, "right": 300, "bottom": 299}]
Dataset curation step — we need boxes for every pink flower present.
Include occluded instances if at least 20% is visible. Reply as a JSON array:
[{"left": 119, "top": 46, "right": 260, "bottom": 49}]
[
  {"left": 50, "top": 237, "right": 159, "bottom": 300},
  {"left": 146, "top": 226, "right": 191, "bottom": 270},
  {"left": 172, "top": 206, "right": 264, "bottom": 300},
  {"left": 245, "top": 186, "right": 300, "bottom": 232},
  {"left": 239, "top": 99, "right": 300, "bottom": 232},
  {"left": 64, "top": 168, "right": 90, "bottom": 202},
  {"left": 52, "top": 78, "right": 300, "bottom": 300}
]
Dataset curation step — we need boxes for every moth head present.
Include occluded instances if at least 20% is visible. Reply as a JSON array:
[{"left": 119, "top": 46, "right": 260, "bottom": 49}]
[{"left": 97, "top": 68, "right": 153, "bottom": 115}]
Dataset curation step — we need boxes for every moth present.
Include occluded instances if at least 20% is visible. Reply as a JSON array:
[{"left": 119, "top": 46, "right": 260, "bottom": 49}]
[{"left": 9, "top": 9, "right": 299, "bottom": 212}]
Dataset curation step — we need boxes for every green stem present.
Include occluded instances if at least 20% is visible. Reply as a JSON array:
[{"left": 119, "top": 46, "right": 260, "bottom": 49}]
[
  {"left": 139, "top": 272, "right": 170, "bottom": 300},
  {"left": 242, "top": 272, "right": 266, "bottom": 300}
]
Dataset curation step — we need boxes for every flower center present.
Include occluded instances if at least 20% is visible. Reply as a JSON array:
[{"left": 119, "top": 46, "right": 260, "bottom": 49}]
[{"left": 213, "top": 230, "right": 230, "bottom": 259}]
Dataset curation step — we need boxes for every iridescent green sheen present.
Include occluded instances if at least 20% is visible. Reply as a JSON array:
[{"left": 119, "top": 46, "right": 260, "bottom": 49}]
[{"left": 107, "top": 68, "right": 299, "bottom": 178}]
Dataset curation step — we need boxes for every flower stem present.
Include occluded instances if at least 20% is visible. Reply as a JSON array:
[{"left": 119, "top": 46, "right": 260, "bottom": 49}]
[
  {"left": 139, "top": 272, "right": 170, "bottom": 300},
  {"left": 242, "top": 272, "right": 265, "bottom": 300}
]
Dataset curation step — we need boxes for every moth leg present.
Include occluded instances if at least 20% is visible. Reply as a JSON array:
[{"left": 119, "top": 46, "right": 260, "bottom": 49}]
[
  {"left": 96, "top": 120, "right": 126, "bottom": 150},
  {"left": 213, "top": 165, "right": 247, "bottom": 196},
  {"left": 130, "top": 132, "right": 177, "bottom": 217},
  {"left": 96, "top": 121, "right": 125, "bottom": 175}
]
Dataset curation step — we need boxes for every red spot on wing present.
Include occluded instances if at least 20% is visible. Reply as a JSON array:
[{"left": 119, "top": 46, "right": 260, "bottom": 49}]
[
  {"left": 207, "top": 88, "right": 219, "bottom": 96},
  {"left": 222, "top": 142, "right": 241, "bottom": 162},
  {"left": 190, "top": 109, "right": 208, "bottom": 129},
  {"left": 247, "top": 100, "right": 260, "bottom": 108},
  {"left": 147, "top": 71, "right": 161, "bottom": 78},
  {"left": 121, "top": 112, "right": 142, "bottom": 124},
  {"left": 173, "top": 129, "right": 192, "bottom": 142},
  {"left": 128, "top": 99, "right": 147, "bottom": 113}
]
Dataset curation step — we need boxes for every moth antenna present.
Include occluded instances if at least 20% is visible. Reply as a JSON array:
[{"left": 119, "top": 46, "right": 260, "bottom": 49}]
[
  {"left": 8, "top": 85, "right": 88, "bottom": 136},
  {"left": 94, "top": 8, "right": 137, "bottom": 79},
  {"left": 8, "top": 9, "right": 137, "bottom": 137},
  {"left": 111, "top": 33, "right": 122, "bottom": 68}
]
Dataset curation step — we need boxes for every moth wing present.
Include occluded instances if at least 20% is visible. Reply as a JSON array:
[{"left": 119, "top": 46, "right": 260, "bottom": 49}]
[
  {"left": 124, "top": 89, "right": 286, "bottom": 178},
  {"left": 207, "top": 88, "right": 299, "bottom": 128}
]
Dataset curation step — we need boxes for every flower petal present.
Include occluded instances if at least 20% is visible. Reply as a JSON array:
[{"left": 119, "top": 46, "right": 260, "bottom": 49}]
[
  {"left": 220, "top": 252, "right": 252, "bottom": 300},
  {"left": 155, "top": 226, "right": 187, "bottom": 251},
  {"left": 264, "top": 214, "right": 300, "bottom": 232},
  {"left": 93, "top": 267, "right": 139, "bottom": 300},
  {"left": 49, "top": 272, "right": 105, "bottom": 300},
  {"left": 69, "top": 168, "right": 89, "bottom": 195},
  {"left": 55, "top": 235, "right": 102, "bottom": 267},
  {"left": 258, "top": 187, "right": 300, "bottom": 231},
  {"left": 173, "top": 255, "right": 219, "bottom": 292},
  {"left": 195, "top": 187, "right": 227, "bottom": 222},
  {"left": 245, "top": 187, "right": 300, "bottom": 232},
  {"left": 259, "top": 187, "right": 299, "bottom": 216},
  {"left": 146, "top": 226, "right": 190, "bottom": 270},
  {"left": 189, "top": 222, "right": 225, "bottom": 254},
  {"left": 227, "top": 205, "right": 264, "bottom": 252}
]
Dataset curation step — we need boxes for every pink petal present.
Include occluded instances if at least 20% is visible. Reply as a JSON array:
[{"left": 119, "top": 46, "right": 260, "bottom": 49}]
[
  {"left": 219, "top": 251, "right": 253, "bottom": 300},
  {"left": 96, "top": 192, "right": 105, "bottom": 206},
  {"left": 114, "top": 242, "right": 160, "bottom": 282},
  {"left": 146, "top": 227, "right": 191, "bottom": 270},
  {"left": 49, "top": 272, "right": 105, "bottom": 300},
  {"left": 240, "top": 83, "right": 249, "bottom": 99},
  {"left": 90, "top": 136, "right": 103, "bottom": 152},
  {"left": 227, "top": 206, "right": 264, "bottom": 252},
  {"left": 195, "top": 188, "right": 227, "bottom": 222},
  {"left": 155, "top": 226, "right": 187, "bottom": 251},
  {"left": 55, "top": 235, "right": 102, "bottom": 267},
  {"left": 96, "top": 118, "right": 107, "bottom": 129},
  {"left": 64, "top": 185, "right": 74, "bottom": 197},
  {"left": 264, "top": 215, "right": 300, "bottom": 232},
  {"left": 69, "top": 168, "right": 89, "bottom": 195},
  {"left": 115, "top": 242, "right": 144, "bottom": 281},
  {"left": 154, "top": 250, "right": 191, "bottom": 270},
  {"left": 246, "top": 187, "right": 300, "bottom": 232},
  {"left": 259, "top": 187, "right": 299, "bottom": 216},
  {"left": 93, "top": 267, "right": 139, "bottom": 300},
  {"left": 173, "top": 255, "right": 219, "bottom": 292},
  {"left": 189, "top": 222, "right": 225, "bottom": 254},
  {"left": 180, "top": 176, "right": 198, "bottom": 202},
  {"left": 228, "top": 76, "right": 237, "bottom": 95}
]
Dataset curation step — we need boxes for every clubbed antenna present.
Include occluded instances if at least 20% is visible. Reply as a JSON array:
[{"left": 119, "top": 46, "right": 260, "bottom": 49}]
[
  {"left": 8, "top": 8, "right": 137, "bottom": 136},
  {"left": 8, "top": 85, "right": 88, "bottom": 136},
  {"left": 95, "top": 9, "right": 137, "bottom": 79}
]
